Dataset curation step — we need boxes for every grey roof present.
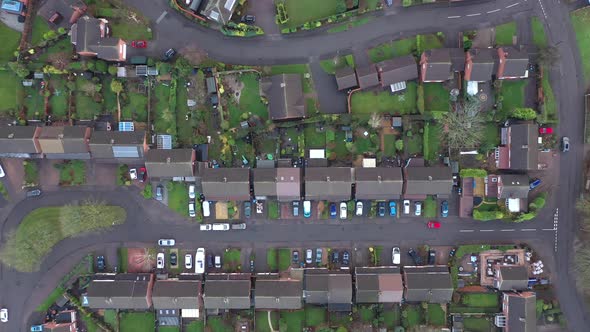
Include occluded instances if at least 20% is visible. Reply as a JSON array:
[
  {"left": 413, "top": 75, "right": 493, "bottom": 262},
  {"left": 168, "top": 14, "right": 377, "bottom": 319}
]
[
  {"left": 355, "top": 267, "right": 403, "bottom": 303},
  {"left": 404, "top": 167, "right": 453, "bottom": 196},
  {"left": 0, "top": 126, "right": 40, "bottom": 154},
  {"left": 335, "top": 67, "right": 358, "bottom": 90},
  {"left": 71, "top": 16, "right": 122, "bottom": 61},
  {"left": 376, "top": 55, "right": 419, "bottom": 86},
  {"left": 403, "top": 266, "right": 453, "bottom": 303},
  {"left": 506, "top": 293, "right": 536, "bottom": 332},
  {"left": 201, "top": 168, "right": 250, "bottom": 201},
  {"left": 448, "top": 48, "right": 466, "bottom": 72},
  {"left": 304, "top": 270, "right": 352, "bottom": 311},
  {"left": 305, "top": 167, "right": 353, "bottom": 201},
  {"left": 356, "top": 65, "right": 379, "bottom": 89},
  {"left": 38, "top": 126, "right": 90, "bottom": 154},
  {"left": 203, "top": 277, "right": 251, "bottom": 310},
  {"left": 355, "top": 167, "right": 403, "bottom": 199},
  {"left": 89, "top": 131, "right": 145, "bottom": 159},
  {"left": 421, "top": 49, "right": 452, "bottom": 82},
  {"left": 206, "top": 77, "right": 216, "bottom": 94},
  {"left": 465, "top": 48, "right": 496, "bottom": 82},
  {"left": 496, "top": 266, "right": 529, "bottom": 291},
  {"left": 86, "top": 274, "right": 153, "bottom": 309},
  {"left": 498, "top": 47, "right": 529, "bottom": 78},
  {"left": 261, "top": 74, "right": 305, "bottom": 121},
  {"left": 509, "top": 124, "right": 538, "bottom": 170},
  {"left": 498, "top": 174, "right": 530, "bottom": 199},
  {"left": 152, "top": 280, "right": 201, "bottom": 309},
  {"left": 255, "top": 279, "right": 303, "bottom": 309},
  {"left": 252, "top": 168, "right": 276, "bottom": 197},
  {"left": 145, "top": 149, "right": 194, "bottom": 178},
  {"left": 253, "top": 168, "right": 301, "bottom": 201},
  {"left": 201, "top": 0, "right": 237, "bottom": 24}
]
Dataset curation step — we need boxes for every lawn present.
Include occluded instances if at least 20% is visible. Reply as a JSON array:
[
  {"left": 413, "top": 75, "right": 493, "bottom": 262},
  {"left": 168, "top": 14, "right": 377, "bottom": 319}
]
[
  {"left": 159, "top": 327, "right": 180, "bottom": 332},
  {"left": 176, "top": 79, "right": 194, "bottom": 147},
  {"left": 31, "top": 16, "right": 52, "bottom": 45},
  {"left": 423, "top": 122, "right": 441, "bottom": 161},
  {"left": 119, "top": 312, "right": 154, "bottom": 332},
  {"left": 55, "top": 160, "right": 86, "bottom": 185},
  {"left": 423, "top": 83, "right": 449, "bottom": 112},
  {"left": 102, "top": 77, "right": 118, "bottom": 114},
  {"left": 383, "top": 304, "right": 401, "bottom": 328},
  {"left": 166, "top": 182, "right": 189, "bottom": 217},
  {"left": 368, "top": 34, "right": 443, "bottom": 63},
  {"left": 406, "top": 124, "right": 423, "bottom": 156},
  {"left": 462, "top": 293, "right": 500, "bottom": 307},
  {"left": 319, "top": 54, "right": 355, "bottom": 73},
  {"left": 499, "top": 80, "right": 526, "bottom": 113},
  {"left": 327, "top": 17, "right": 372, "bottom": 33},
  {"left": 36, "top": 286, "right": 65, "bottom": 311},
  {"left": 0, "top": 71, "right": 20, "bottom": 113},
  {"left": 267, "top": 248, "right": 278, "bottom": 271},
  {"left": 154, "top": 83, "right": 175, "bottom": 135},
  {"left": 22, "top": 84, "right": 45, "bottom": 119},
  {"left": 75, "top": 78, "right": 102, "bottom": 120},
  {"left": 531, "top": 16, "right": 547, "bottom": 48},
  {"left": 541, "top": 67, "right": 557, "bottom": 124},
  {"left": 0, "top": 22, "right": 20, "bottom": 63},
  {"left": 49, "top": 77, "right": 69, "bottom": 119},
  {"left": 206, "top": 316, "right": 233, "bottom": 332},
  {"left": 305, "top": 305, "right": 327, "bottom": 327},
  {"left": 423, "top": 196, "right": 437, "bottom": 218},
  {"left": 402, "top": 305, "right": 422, "bottom": 328},
  {"left": 279, "top": 0, "right": 340, "bottom": 29},
  {"left": 427, "top": 304, "right": 446, "bottom": 326},
  {"left": 81, "top": 314, "right": 100, "bottom": 332},
  {"left": 463, "top": 317, "right": 494, "bottom": 332},
  {"left": 256, "top": 311, "right": 279, "bottom": 332},
  {"left": 118, "top": 247, "right": 128, "bottom": 272},
  {"left": 481, "top": 123, "right": 500, "bottom": 152},
  {"left": 495, "top": 21, "right": 517, "bottom": 45},
  {"left": 227, "top": 73, "right": 267, "bottom": 127},
  {"left": 278, "top": 248, "right": 291, "bottom": 271},
  {"left": 37, "top": 38, "right": 72, "bottom": 63},
  {"left": 104, "top": 309, "right": 118, "bottom": 328},
  {"left": 0, "top": 205, "right": 125, "bottom": 272},
  {"left": 417, "top": 33, "right": 445, "bottom": 54},
  {"left": 223, "top": 248, "right": 241, "bottom": 271},
  {"left": 280, "top": 310, "right": 304, "bottom": 332},
  {"left": 304, "top": 125, "right": 326, "bottom": 148},
  {"left": 185, "top": 320, "right": 205, "bottom": 332},
  {"left": 351, "top": 82, "right": 417, "bottom": 118},
  {"left": 572, "top": 7, "right": 590, "bottom": 85},
  {"left": 122, "top": 92, "right": 148, "bottom": 122}
]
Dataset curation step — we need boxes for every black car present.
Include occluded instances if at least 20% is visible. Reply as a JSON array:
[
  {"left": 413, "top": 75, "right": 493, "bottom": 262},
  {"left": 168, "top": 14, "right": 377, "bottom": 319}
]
[
  {"left": 250, "top": 260, "right": 255, "bottom": 272},
  {"left": 408, "top": 248, "right": 423, "bottom": 265},
  {"left": 377, "top": 202, "right": 386, "bottom": 217},
  {"left": 163, "top": 48, "right": 176, "bottom": 61},
  {"left": 26, "top": 189, "right": 42, "bottom": 197},
  {"left": 206, "top": 254, "right": 214, "bottom": 269},
  {"left": 292, "top": 250, "right": 299, "bottom": 264},
  {"left": 331, "top": 250, "right": 339, "bottom": 264},
  {"left": 342, "top": 251, "right": 350, "bottom": 266},
  {"left": 170, "top": 252, "right": 178, "bottom": 266},
  {"left": 428, "top": 249, "right": 436, "bottom": 265},
  {"left": 96, "top": 255, "right": 105, "bottom": 272},
  {"left": 241, "top": 15, "right": 256, "bottom": 24},
  {"left": 449, "top": 248, "right": 457, "bottom": 258}
]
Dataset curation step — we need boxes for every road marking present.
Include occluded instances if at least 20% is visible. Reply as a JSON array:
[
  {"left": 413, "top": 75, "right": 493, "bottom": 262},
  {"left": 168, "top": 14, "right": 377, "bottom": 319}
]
[
  {"left": 487, "top": 9, "right": 501, "bottom": 13},
  {"left": 156, "top": 11, "right": 168, "bottom": 24},
  {"left": 459, "top": 229, "right": 474, "bottom": 232},
  {"left": 506, "top": 2, "right": 520, "bottom": 8},
  {"left": 467, "top": 13, "right": 481, "bottom": 17},
  {"left": 542, "top": 228, "right": 557, "bottom": 231},
  {"left": 501, "top": 229, "right": 515, "bottom": 232},
  {"left": 537, "top": 0, "right": 547, "bottom": 18},
  {"left": 521, "top": 229, "right": 536, "bottom": 231},
  {"left": 480, "top": 229, "right": 494, "bottom": 232},
  {"left": 447, "top": 15, "right": 461, "bottom": 19}
]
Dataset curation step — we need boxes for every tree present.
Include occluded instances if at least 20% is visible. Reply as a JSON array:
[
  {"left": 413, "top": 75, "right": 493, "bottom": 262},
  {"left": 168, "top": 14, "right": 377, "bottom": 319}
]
[
  {"left": 220, "top": 120, "right": 230, "bottom": 130},
  {"left": 440, "top": 99, "right": 485, "bottom": 150},
  {"left": 335, "top": 0, "right": 347, "bottom": 13},
  {"left": 7, "top": 61, "right": 30, "bottom": 78},
  {"left": 368, "top": 113, "right": 382, "bottom": 129},
  {"left": 395, "top": 139, "right": 404, "bottom": 151},
  {"left": 110, "top": 80, "right": 124, "bottom": 121},
  {"left": 538, "top": 46, "right": 560, "bottom": 68},
  {"left": 95, "top": 60, "right": 108, "bottom": 73},
  {"left": 512, "top": 107, "right": 537, "bottom": 120},
  {"left": 108, "top": 65, "right": 118, "bottom": 76},
  {"left": 174, "top": 57, "right": 193, "bottom": 77}
]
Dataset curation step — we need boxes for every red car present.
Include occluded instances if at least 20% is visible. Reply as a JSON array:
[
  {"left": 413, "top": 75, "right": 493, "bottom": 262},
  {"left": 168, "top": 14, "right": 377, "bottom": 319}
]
[
  {"left": 427, "top": 221, "right": 441, "bottom": 229},
  {"left": 131, "top": 40, "right": 147, "bottom": 48},
  {"left": 539, "top": 127, "right": 553, "bottom": 135},
  {"left": 138, "top": 167, "right": 147, "bottom": 182}
]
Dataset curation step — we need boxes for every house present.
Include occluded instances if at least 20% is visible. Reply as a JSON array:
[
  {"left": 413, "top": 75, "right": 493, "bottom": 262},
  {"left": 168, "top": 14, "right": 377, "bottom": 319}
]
[
  {"left": 494, "top": 265, "right": 529, "bottom": 291},
  {"left": 304, "top": 167, "right": 353, "bottom": 201},
  {"left": 43, "top": 310, "right": 77, "bottom": 332},
  {"left": 495, "top": 292, "right": 536, "bottom": 332},
  {"left": 254, "top": 276, "right": 303, "bottom": 310},
  {"left": 355, "top": 65, "right": 379, "bottom": 89},
  {"left": 252, "top": 168, "right": 301, "bottom": 201},
  {"left": 86, "top": 274, "right": 154, "bottom": 309},
  {"left": 498, "top": 174, "right": 530, "bottom": 212},
  {"left": 201, "top": 0, "right": 238, "bottom": 25},
  {"left": 449, "top": 48, "right": 466, "bottom": 72},
  {"left": 355, "top": 267, "right": 404, "bottom": 303},
  {"left": 334, "top": 67, "right": 358, "bottom": 90},
  {"left": 71, "top": 15, "right": 126, "bottom": 61},
  {"left": 376, "top": 55, "right": 418, "bottom": 90},
  {"left": 88, "top": 130, "right": 146, "bottom": 159},
  {"left": 261, "top": 74, "right": 306, "bottom": 121},
  {"left": 201, "top": 168, "right": 250, "bottom": 201},
  {"left": 38, "top": 0, "right": 87, "bottom": 28},
  {"left": 152, "top": 280, "right": 201, "bottom": 319},
  {"left": 304, "top": 269, "right": 352, "bottom": 311},
  {"left": 0, "top": 126, "right": 42, "bottom": 157},
  {"left": 464, "top": 48, "right": 496, "bottom": 82},
  {"left": 144, "top": 149, "right": 195, "bottom": 179},
  {"left": 355, "top": 167, "right": 404, "bottom": 200},
  {"left": 496, "top": 123, "right": 538, "bottom": 171},
  {"left": 404, "top": 167, "right": 453, "bottom": 198},
  {"left": 403, "top": 266, "right": 453, "bottom": 303},
  {"left": 420, "top": 49, "right": 453, "bottom": 82},
  {"left": 496, "top": 47, "right": 529, "bottom": 79},
  {"left": 203, "top": 274, "right": 251, "bottom": 310},
  {"left": 38, "top": 126, "right": 91, "bottom": 159}
]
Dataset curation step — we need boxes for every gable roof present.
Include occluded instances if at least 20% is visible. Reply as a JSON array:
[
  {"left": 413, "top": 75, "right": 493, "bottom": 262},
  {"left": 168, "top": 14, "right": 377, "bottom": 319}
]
[
  {"left": 252, "top": 168, "right": 301, "bottom": 201},
  {"left": 37, "top": 126, "right": 90, "bottom": 155},
  {"left": 201, "top": 0, "right": 237, "bottom": 24},
  {"left": 497, "top": 47, "right": 529, "bottom": 79},
  {"left": 304, "top": 270, "right": 352, "bottom": 311},
  {"left": 498, "top": 174, "right": 530, "bottom": 199},
  {"left": 255, "top": 278, "right": 303, "bottom": 309},
  {"left": 144, "top": 149, "right": 194, "bottom": 178},
  {"left": 403, "top": 266, "right": 453, "bottom": 303},
  {"left": 305, "top": 167, "right": 353, "bottom": 201},
  {"left": 356, "top": 65, "right": 379, "bottom": 89},
  {"left": 495, "top": 265, "right": 529, "bottom": 291},
  {"left": 203, "top": 274, "right": 251, "bottom": 310},
  {"left": 420, "top": 49, "right": 452, "bottom": 82},
  {"left": 509, "top": 123, "right": 538, "bottom": 170},
  {"left": 152, "top": 280, "right": 201, "bottom": 309},
  {"left": 335, "top": 67, "right": 358, "bottom": 90},
  {"left": 465, "top": 48, "right": 496, "bottom": 82},
  {"left": 86, "top": 274, "right": 154, "bottom": 309},
  {"left": 404, "top": 167, "right": 453, "bottom": 196},
  {"left": 89, "top": 131, "right": 145, "bottom": 159},
  {"left": 201, "top": 168, "right": 250, "bottom": 201},
  {"left": 355, "top": 167, "right": 403, "bottom": 199},
  {"left": 376, "top": 55, "right": 419, "bottom": 86},
  {"left": 355, "top": 267, "right": 403, "bottom": 303},
  {"left": 261, "top": 74, "right": 305, "bottom": 121},
  {"left": 71, "top": 16, "right": 123, "bottom": 61},
  {"left": 0, "top": 126, "right": 41, "bottom": 154},
  {"left": 505, "top": 292, "right": 536, "bottom": 332}
]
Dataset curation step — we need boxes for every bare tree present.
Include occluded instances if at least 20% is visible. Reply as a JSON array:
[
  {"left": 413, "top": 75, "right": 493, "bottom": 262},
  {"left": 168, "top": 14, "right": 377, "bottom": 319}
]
[
  {"left": 368, "top": 112, "right": 382, "bottom": 129},
  {"left": 440, "top": 99, "right": 485, "bottom": 150}
]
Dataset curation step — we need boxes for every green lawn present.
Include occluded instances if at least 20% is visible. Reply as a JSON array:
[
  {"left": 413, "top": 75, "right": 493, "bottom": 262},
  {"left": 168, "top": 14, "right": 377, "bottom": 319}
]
[
  {"left": 319, "top": 54, "right": 355, "bottom": 73},
  {"left": 481, "top": 123, "right": 500, "bottom": 152},
  {"left": 280, "top": 310, "right": 304, "bottom": 332},
  {"left": 572, "top": 7, "right": 590, "bottom": 86},
  {"left": 55, "top": 160, "right": 86, "bottom": 185},
  {"left": 423, "top": 196, "right": 437, "bottom": 218},
  {"left": 280, "top": 0, "right": 340, "bottom": 29},
  {"left": 462, "top": 293, "right": 500, "bottom": 307},
  {"left": 541, "top": 67, "right": 557, "bottom": 124},
  {"left": 49, "top": 77, "right": 69, "bottom": 119},
  {"left": 223, "top": 248, "right": 241, "bottom": 271},
  {"left": 81, "top": 314, "right": 100, "bottom": 332},
  {"left": 0, "top": 205, "right": 125, "bottom": 272},
  {"left": 23, "top": 84, "right": 45, "bottom": 119},
  {"left": 256, "top": 311, "right": 279, "bottom": 332},
  {"left": 154, "top": 83, "right": 175, "bottom": 135},
  {"left": 119, "top": 312, "right": 154, "bottom": 332},
  {"left": 75, "top": 85, "right": 101, "bottom": 120},
  {"left": 122, "top": 92, "right": 148, "bottom": 122},
  {"left": 228, "top": 73, "right": 267, "bottom": 127},
  {"left": 104, "top": 309, "right": 118, "bottom": 328},
  {"left": 268, "top": 200, "right": 280, "bottom": 219},
  {"left": 499, "top": 80, "right": 527, "bottom": 112},
  {"left": 463, "top": 317, "right": 494, "bottom": 332},
  {"left": 305, "top": 305, "right": 327, "bottom": 327},
  {"left": 38, "top": 38, "right": 72, "bottom": 63},
  {"left": 495, "top": 22, "right": 517, "bottom": 45},
  {"left": 185, "top": 320, "right": 205, "bottom": 332},
  {"left": 351, "top": 82, "right": 417, "bottom": 118},
  {"left": 358, "top": 305, "right": 375, "bottom": 322},
  {"left": 206, "top": 316, "right": 233, "bottom": 332},
  {"left": 369, "top": 37, "right": 417, "bottom": 62},
  {"left": 176, "top": 78, "right": 194, "bottom": 147},
  {"left": 406, "top": 124, "right": 423, "bottom": 156},
  {"left": 0, "top": 22, "right": 20, "bottom": 63},
  {"left": 423, "top": 122, "right": 441, "bottom": 161},
  {"left": 423, "top": 83, "right": 449, "bottom": 112},
  {"left": 427, "top": 304, "right": 446, "bottom": 326},
  {"left": 36, "top": 286, "right": 65, "bottom": 311},
  {"left": 278, "top": 248, "right": 291, "bottom": 271},
  {"left": 166, "top": 182, "right": 189, "bottom": 217},
  {"left": 531, "top": 17, "right": 547, "bottom": 48},
  {"left": 0, "top": 71, "right": 20, "bottom": 113},
  {"left": 267, "top": 248, "right": 278, "bottom": 271},
  {"left": 402, "top": 305, "right": 422, "bottom": 328},
  {"left": 158, "top": 327, "right": 180, "bottom": 332},
  {"left": 417, "top": 33, "right": 445, "bottom": 54},
  {"left": 304, "top": 125, "right": 326, "bottom": 148},
  {"left": 102, "top": 77, "right": 118, "bottom": 114},
  {"left": 31, "top": 16, "right": 52, "bottom": 45},
  {"left": 118, "top": 247, "right": 128, "bottom": 272},
  {"left": 382, "top": 134, "right": 398, "bottom": 157},
  {"left": 383, "top": 304, "right": 401, "bottom": 328}
]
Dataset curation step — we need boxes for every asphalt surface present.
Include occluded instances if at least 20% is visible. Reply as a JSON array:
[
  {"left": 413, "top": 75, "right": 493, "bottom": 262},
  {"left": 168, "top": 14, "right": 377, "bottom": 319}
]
[{"left": 0, "top": 0, "right": 588, "bottom": 330}]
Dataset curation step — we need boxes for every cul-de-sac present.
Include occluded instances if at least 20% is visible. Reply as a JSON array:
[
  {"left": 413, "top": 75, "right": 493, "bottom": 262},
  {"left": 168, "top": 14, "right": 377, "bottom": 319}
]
[{"left": 1, "top": 0, "right": 590, "bottom": 331}]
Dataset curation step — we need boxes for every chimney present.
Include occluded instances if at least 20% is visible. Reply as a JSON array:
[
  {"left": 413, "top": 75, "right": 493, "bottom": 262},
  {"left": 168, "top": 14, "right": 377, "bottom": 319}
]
[
  {"left": 110, "top": 138, "right": 115, "bottom": 144},
  {"left": 166, "top": 157, "right": 171, "bottom": 164}
]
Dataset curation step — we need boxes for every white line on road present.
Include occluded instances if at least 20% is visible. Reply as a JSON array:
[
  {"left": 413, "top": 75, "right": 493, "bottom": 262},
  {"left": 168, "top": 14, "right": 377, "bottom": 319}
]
[
  {"left": 521, "top": 229, "right": 537, "bottom": 231},
  {"left": 156, "top": 11, "right": 168, "bottom": 24},
  {"left": 467, "top": 13, "right": 481, "bottom": 17},
  {"left": 542, "top": 228, "right": 557, "bottom": 231},
  {"left": 506, "top": 2, "right": 520, "bottom": 8},
  {"left": 459, "top": 229, "right": 474, "bottom": 232},
  {"left": 480, "top": 229, "right": 495, "bottom": 232},
  {"left": 487, "top": 9, "right": 501, "bottom": 13},
  {"left": 447, "top": 16, "right": 461, "bottom": 19},
  {"left": 501, "top": 229, "right": 515, "bottom": 232}
]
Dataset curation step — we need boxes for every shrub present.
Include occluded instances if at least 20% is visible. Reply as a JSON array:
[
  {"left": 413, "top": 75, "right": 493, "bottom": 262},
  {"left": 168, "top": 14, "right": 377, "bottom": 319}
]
[
  {"left": 512, "top": 107, "right": 537, "bottom": 120},
  {"left": 514, "top": 212, "right": 536, "bottom": 222},
  {"left": 107, "top": 65, "right": 118, "bottom": 76},
  {"left": 417, "top": 85, "right": 425, "bottom": 113},
  {"left": 459, "top": 168, "right": 487, "bottom": 178},
  {"left": 95, "top": 60, "right": 108, "bottom": 73},
  {"left": 473, "top": 210, "right": 504, "bottom": 221},
  {"left": 395, "top": 139, "right": 404, "bottom": 151},
  {"left": 403, "top": 0, "right": 413, "bottom": 7}
]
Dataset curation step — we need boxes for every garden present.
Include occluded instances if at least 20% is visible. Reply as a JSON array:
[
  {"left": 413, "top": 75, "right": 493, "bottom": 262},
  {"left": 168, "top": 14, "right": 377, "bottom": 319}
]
[
  {"left": 119, "top": 312, "right": 155, "bottom": 332},
  {"left": 55, "top": 160, "right": 86, "bottom": 186},
  {"left": 350, "top": 82, "right": 418, "bottom": 118}
]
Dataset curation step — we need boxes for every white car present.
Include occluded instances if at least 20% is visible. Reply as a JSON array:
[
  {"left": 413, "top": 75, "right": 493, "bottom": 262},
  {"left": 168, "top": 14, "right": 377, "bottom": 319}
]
[
  {"left": 414, "top": 201, "right": 422, "bottom": 216},
  {"left": 403, "top": 200, "right": 411, "bottom": 214},
  {"left": 339, "top": 202, "right": 347, "bottom": 219},
  {"left": 129, "top": 168, "right": 137, "bottom": 180},
  {"left": 188, "top": 184, "right": 195, "bottom": 199},
  {"left": 156, "top": 253, "right": 165, "bottom": 269},
  {"left": 0, "top": 308, "right": 7, "bottom": 322},
  {"left": 0, "top": 165, "right": 5, "bottom": 178},
  {"left": 200, "top": 224, "right": 212, "bottom": 231},
  {"left": 355, "top": 201, "right": 363, "bottom": 216},
  {"left": 392, "top": 247, "right": 401, "bottom": 265},
  {"left": 195, "top": 248, "right": 205, "bottom": 274},
  {"left": 158, "top": 239, "right": 175, "bottom": 246},
  {"left": 212, "top": 223, "right": 230, "bottom": 231},
  {"left": 184, "top": 254, "right": 193, "bottom": 269},
  {"left": 188, "top": 201, "right": 196, "bottom": 217},
  {"left": 202, "top": 201, "right": 211, "bottom": 217}
]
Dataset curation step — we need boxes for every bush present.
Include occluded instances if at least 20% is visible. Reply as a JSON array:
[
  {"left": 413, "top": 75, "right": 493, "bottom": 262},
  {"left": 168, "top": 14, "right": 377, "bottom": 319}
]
[
  {"left": 473, "top": 209, "right": 504, "bottom": 221},
  {"left": 514, "top": 212, "right": 536, "bottom": 222},
  {"left": 417, "top": 85, "right": 425, "bottom": 113},
  {"left": 395, "top": 139, "right": 404, "bottom": 151},
  {"left": 94, "top": 60, "right": 108, "bottom": 73},
  {"left": 459, "top": 168, "right": 487, "bottom": 178},
  {"left": 142, "top": 183, "right": 153, "bottom": 199},
  {"left": 402, "top": 0, "right": 413, "bottom": 7},
  {"left": 107, "top": 65, "right": 118, "bottom": 76},
  {"left": 512, "top": 107, "right": 537, "bottom": 120}
]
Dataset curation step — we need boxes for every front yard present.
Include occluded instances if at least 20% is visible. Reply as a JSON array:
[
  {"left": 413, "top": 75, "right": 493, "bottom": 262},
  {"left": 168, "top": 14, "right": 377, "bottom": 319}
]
[
  {"left": 166, "top": 182, "right": 189, "bottom": 217},
  {"left": 351, "top": 82, "right": 417, "bottom": 118},
  {"left": 495, "top": 21, "right": 517, "bottom": 45},
  {"left": 368, "top": 33, "right": 444, "bottom": 63},
  {"left": 278, "top": 0, "right": 341, "bottom": 29}
]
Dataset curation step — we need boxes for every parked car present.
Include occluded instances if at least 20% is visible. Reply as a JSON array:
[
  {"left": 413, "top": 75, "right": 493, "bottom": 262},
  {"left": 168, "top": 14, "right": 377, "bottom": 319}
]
[
  {"left": 163, "top": 48, "right": 176, "bottom": 61},
  {"left": 292, "top": 250, "right": 299, "bottom": 264},
  {"left": 31, "top": 325, "right": 43, "bottom": 331},
  {"left": 195, "top": 248, "right": 205, "bottom": 274},
  {"left": 303, "top": 200, "right": 311, "bottom": 218},
  {"left": 428, "top": 249, "right": 436, "bottom": 265},
  {"left": 408, "top": 248, "right": 422, "bottom": 265},
  {"left": 0, "top": 308, "right": 7, "bottom": 323},
  {"left": 386, "top": 0, "right": 393, "bottom": 6},
  {"left": 241, "top": 15, "right": 255, "bottom": 24},
  {"left": 539, "top": 127, "right": 554, "bottom": 134},
  {"left": 340, "top": 202, "right": 347, "bottom": 219},
  {"left": 131, "top": 40, "right": 147, "bottom": 48},
  {"left": 355, "top": 201, "right": 363, "bottom": 216},
  {"left": 156, "top": 185, "right": 164, "bottom": 201},
  {"left": 138, "top": 167, "right": 147, "bottom": 182},
  {"left": 414, "top": 201, "right": 422, "bottom": 216},
  {"left": 441, "top": 201, "right": 449, "bottom": 218},
  {"left": 170, "top": 252, "right": 178, "bottom": 266},
  {"left": 403, "top": 200, "right": 411, "bottom": 214},
  {"left": 331, "top": 250, "right": 339, "bottom": 264},
  {"left": 129, "top": 168, "right": 137, "bottom": 180},
  {"left": 342, "top": 251, "right": 350, "bottom": 267},
  {"left": 305, "top": 249, "right": 313, "bottom": 264},
  {"left": 530, "top": 178, "right": 542, "bottom": 190},
  {"left": 250, "top": 260, "right": 255, "bottom": 272},
  {"left": 206, "top": 254, "right": 213, "bottom": 269},
  {"left": 315, "top": 248, "right": 323, "bottom": 264},
  {"left": 427, "top": 220, "right": 441, "bottom": 229},
  {"left": 202, "top": 201, "right": 211, "bottom": 217},
  {"left": 329, "top": 203, "right": 337, "bottom": 218},
  {"left": 377, "top": 202, "right": 386, "bottom": 217},
  {"left": 200, "top": 224, "right": 212, "bottom": 231},
  {"left": 244, "top": 201, "right": 251, "bottom": 218},
  {"left": 158, "top": 239, "right": 175, "bottom": 246},
  {"left": 292, "top": 201, "right": 300, "bottom": 217},
  {"left": 188, "top": 201, "right": 196, "bottom": 217},
  {"left": 449, "top": 248, "right": 457, "bottom": 258},
  {"left": 561, "top": 136, "right": 570, "bottom": 152},
  {"left": 185, "top": 254, "right": 193, "bottom": 269},
  {"left": 188, "top": 184, "right": 195, "bottom": 199},
  {"left": 389, "top": 201, "right": 397, "bottom": 217},
  {"left": 26, "top": 189, "right": 42, "bottom": 198},
  {"left": 96, "top": 255, "right": 105, "bottom": 271},
  {"left": 214, "top": 255, "right": 221, "bottom": 268},
  {"left": 231, "top": 223, "right": 247, "bottom": 230},
  {"left": 156, "top": 253, "right": 165, "bottom": 269},
  {"left": 392, "top": 247, "right": 400, "bottom": 265},
  {"left": 212, "top": 223, "right": 230, "bottom": 231}
]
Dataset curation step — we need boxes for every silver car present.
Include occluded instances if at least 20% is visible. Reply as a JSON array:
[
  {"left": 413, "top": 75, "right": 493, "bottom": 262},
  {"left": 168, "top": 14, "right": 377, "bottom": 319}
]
[{"left": 561, "top": 137, "right": 570, "bottom": 152}]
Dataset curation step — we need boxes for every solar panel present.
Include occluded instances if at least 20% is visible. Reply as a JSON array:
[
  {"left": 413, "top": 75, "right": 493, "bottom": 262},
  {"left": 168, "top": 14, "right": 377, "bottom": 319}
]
[
  {"left": 157, "top": 135, "right": 172, "bottom": 150},
  {"left": 119, "top": 122, "right": 134, "bottom": 131}
]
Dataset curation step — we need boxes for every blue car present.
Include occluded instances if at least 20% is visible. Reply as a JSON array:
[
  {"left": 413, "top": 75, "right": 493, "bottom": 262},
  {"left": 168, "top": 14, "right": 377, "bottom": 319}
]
[
  {"left": 441, "top": 201, "right": 449, "bottom": 218},
  {"left": 529, "top": 179, "right": 541, "bottom": 190},
  {"left": 31, "top": 325, "right": 44, "bottom": 332},
  {"left": 329, "top": 203, "right": 337, "bottom": 218},
  {"left": 389, "top": 201, "right": 397, "bottom": 217}
]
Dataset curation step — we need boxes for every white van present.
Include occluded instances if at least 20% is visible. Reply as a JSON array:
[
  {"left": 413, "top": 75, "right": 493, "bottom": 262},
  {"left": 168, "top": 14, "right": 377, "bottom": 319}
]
[
  {"left": 202, "top": 201, "right": 211, "bottom": 217},
  {"left": 195, "top": 248, "right": 205, "bottom": 274},
  {"left": 212, "top": 223, "right": 230, "bottom": 231}
]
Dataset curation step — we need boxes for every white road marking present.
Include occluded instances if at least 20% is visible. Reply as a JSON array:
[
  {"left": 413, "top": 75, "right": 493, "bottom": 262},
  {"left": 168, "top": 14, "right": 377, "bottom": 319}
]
[
  {"left": 542, "top": 228, "right": 557, "bottom": 231},
  {"left": 537, "top": 0, "right": 547, "bottom": 18},
  {"left": 459, "top": 229, "right": 474, "bottom": 232},
  {"left": 480, "top": 229, "right": 494, "bottom": 232},
  {"left": 156, "top": 11, "right": 168, "bottom": 24},
  {"left": 487, "top": 9, "right": 501, "bottom": 13},
  {"left": 467, "top": 13, "right": 481, "bottom": 17},
  {"left": 521, "top": 229, "right": 536, "bottom": 231},
  {"left": 501, "top": 229, "right": 515, "bottom": 232},
  {"left": 506, "top": 2, "right": 520, "bottom": 8},
  {"left": 447, "top": 16, "right": 461, "bottom": 19}
]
